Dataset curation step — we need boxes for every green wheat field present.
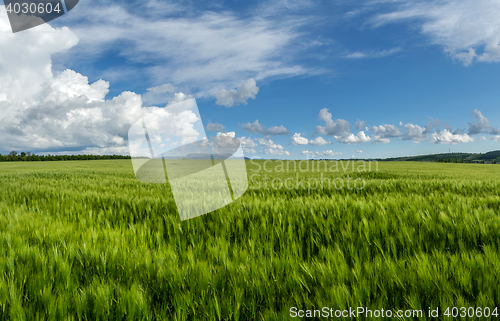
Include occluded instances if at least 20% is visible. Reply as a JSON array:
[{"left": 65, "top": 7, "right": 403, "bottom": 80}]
[{"left": 0, "top": 159, "right": 499, "bottom": 320}]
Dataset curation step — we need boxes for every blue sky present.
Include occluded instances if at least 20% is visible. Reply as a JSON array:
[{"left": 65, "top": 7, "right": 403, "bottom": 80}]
[{"left": 1, "top": 0, "right": 500, "bottom": 159}]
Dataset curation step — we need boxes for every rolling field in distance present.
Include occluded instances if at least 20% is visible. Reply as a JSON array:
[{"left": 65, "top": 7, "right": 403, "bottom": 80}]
[{"left": 0, "top": 159, "right": 500, "bottom": 320}]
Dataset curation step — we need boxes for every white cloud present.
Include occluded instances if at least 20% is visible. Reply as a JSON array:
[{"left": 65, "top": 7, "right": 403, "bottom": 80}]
[
  {"left": 147, "top": 83, "right": 177, "bottom": 94},
  {"left": 142, "top": 83, "right": 180, "bottom": 106},
  {"left": 369, "top": 124, "right": 402, "bottom": 143},
  {"left": 468, "top": 109, "right": 500, "bottom": 135},
  {"left": 491, "top": 135, "right": 500, "bottom": 142},
  {"left": 206, "top": 122, "right": 226, "bottom": 132},
  {"left": 322, "top": 150, "right": 342, "bottom": 156},
  {"left": 316, "top": 108, "right": 371, "bottom": 144},
  {"left": 335, "top": 131, "right": 371, "bottom": 144},
  {"left": 4, "top": 75, "right": 144, "bottom": 152},
  {"left": 400, "top": 123, "right": 429, "bottom": 143},
  {"left": 241, "top": 120, "right": 289, "bottom": 136},
  {"left": 0, "top": 16, "right": 149, "bottom": 153},
  {"left": 429, "top": 129, "right": 473, "bottom": 144},
  {"left": 370, "top": 124, "right": 401, "bottom": 137},
  {"left": 0, "top": 12, "right": 205, "bottom": 155},
  {"left": 371, "top": 137, "right": 390, "bottom": 144},
  {"left": 168, "top": 92, "right": 193, "bottom": 106},
  {"left": 346, "top": 47, "right": 401, "bottom": 59},
  {"left": 240, "top": 136, "right": 257, "bottom": 148},
  {"left": 316, "top": 108, "right": 352, "bottom": 136},
  {"left": 138, "top": 102, "right": 203, "bottom": 150},
  {"left": 46, "top": 70, "right": 109, "bottom": 103},
  {"left": 372, "top": 0, "right": 500, "bottom": 66},
  {"left": 291, "top": 133, "right": 330, "bottom": 146},
  {"left": 356, "top": 150, "right": 363, "bottom": 153},
  {"left": 60, "top": 3, "right": 309, "bottom": 97},
  {"left": 356, "top": 120, "right": 366, "bottom": 131},
  {"left": 215, "top": 131, "right": 235, "bottom": 138},
  {"left": 301, "top": 149, "right": 342, "bottom": 156},
  {"left": 256, "top": 138, "right": 289, "bottom": 155},
  {"left": 309, "top": 136, "right": 330, "bottom": 146},
  {"left": 240, "top": 136, "right": 257, "bottom": 153},
  {"left": 0, "top": 16, "right": 78, "bottom": 104},
  {"left": 215, "top": 78, "right": 259, "bottom": 107},
  {"left": 291, "top": 133, "right": 309, "bottom": 145},
  {"left": 480, "top": 136, "right": 487, "bottom": 141},
  {"left": 210, "top": 131, "right": 240, "bottom": 155}
]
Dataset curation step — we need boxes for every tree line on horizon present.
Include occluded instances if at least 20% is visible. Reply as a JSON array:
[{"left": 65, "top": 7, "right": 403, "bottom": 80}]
[
  {"left": 0, "top": 151, "right": 131, "bottom": 162},
  {"left": 380, "top": 150, "right": 500, "bottom": 163}
]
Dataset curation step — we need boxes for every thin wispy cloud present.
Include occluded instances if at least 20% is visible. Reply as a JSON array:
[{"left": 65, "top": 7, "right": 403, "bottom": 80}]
[
  {"left": 241, "top": 120, "right": 289, "bottom": 136},
  {"left": 54, "top": 0, "right": 317, "bottom": 99},
  {"left": 369, "top": 0, "right": 500, "bottom": 66},
  {"left": 345, "top": 47, "right": 401, "bottom": 58}
]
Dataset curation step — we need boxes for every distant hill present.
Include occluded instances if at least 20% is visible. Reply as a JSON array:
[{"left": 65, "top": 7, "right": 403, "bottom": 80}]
[
  {"left": 478, "top": 150, "right": 500, "bottom": 160},
  {"left": 378, "top": 150, "right": 500, "bottom": 163}
]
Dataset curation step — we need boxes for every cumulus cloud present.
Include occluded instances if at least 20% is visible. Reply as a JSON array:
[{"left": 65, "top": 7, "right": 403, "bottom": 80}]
[
  {"left": 5, "top": 70, "right": 144, "bottom": 152},
  {"left": 371, "top": 137, "right": 390, "bottom": 144},
  {"left": 400, "top": 123, "right": 430, "bottom": 143},
  {"left": 322, "top": 150, "right": 342, "bottom": 156},
  {"left": 291, "top": 133, "right": 309, "bottom": 145},
  {"left": 216, "top": 78, "right": 259, "bottom": 107},
  {"left": 135, "top": 101, "right": 204, "bottom": 156},
  {"left": 0, "top": 19, "right": 78, "bottom": 104},
  {"left": 239, "top": 136, "right": 257, "bottom": 153},
  {"left": 0, "top": 12, "right": 205, "bottom": 155},
  {"left": 206, "top": 122, "right": 226, "bottom": 132},
  {"left": 491, "top": 135, "right": 500, "bottom": 142},
  {"left": 429, "top": 129, "right": 473, "bottom": 144},
  {"left": 316, "top": 108, "right": 351, "bottom": 136},
  {"left": 309, "top": 136, "right": 330, "bottom": 146},
  {"left": 356, "top": 150, "right": 363, "bottom": 153},
  {"left": 256, "top": 138, "right": 290, "bottom": 155},
  {"left": 0, "top": 18, "right": 148, "bottom": 153},
  {"left": 210, "top": 131, "right": 240, "bottom": 155},
  {"left": 371, "top": 0, "right": 500, "bottom": 66},
  {"left": 241, "top": 120, "right": 289, "bottom": 136},
  {"left": 291, "top": 133, "right": 330, "bottom": 146},
  {"left": 335, "top": 131, "right": 371, "bottom": 144},
  {"left": 369, "top": 124, "right": 402, "bottom": 143},
  {"left": 168, "top": 92, "right": 194, "bottom": 106},
  {"left": 316, "top": 108, "right": 371, "bottom": 144},
  {"left": 355, "top": 120, "right": 366, "bottom": 131},
  {"left": 468, "top": 109, "right": 500, "bottom": 135}
]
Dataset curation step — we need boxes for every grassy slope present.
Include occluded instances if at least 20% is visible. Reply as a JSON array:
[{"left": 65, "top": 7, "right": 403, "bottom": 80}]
[{"left": 0, "top": 160, "right": 499, "bottom": 320}]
